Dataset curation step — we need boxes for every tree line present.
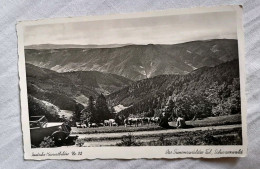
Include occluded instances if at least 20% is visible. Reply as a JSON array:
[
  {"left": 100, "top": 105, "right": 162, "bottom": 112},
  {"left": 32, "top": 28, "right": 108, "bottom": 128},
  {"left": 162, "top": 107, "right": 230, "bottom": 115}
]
[
  {"left": 73, "top": 94, "right": 114, "bottom": 124},
  {"left": 114, "top": 60, "right": 241, "bottom": 121}
]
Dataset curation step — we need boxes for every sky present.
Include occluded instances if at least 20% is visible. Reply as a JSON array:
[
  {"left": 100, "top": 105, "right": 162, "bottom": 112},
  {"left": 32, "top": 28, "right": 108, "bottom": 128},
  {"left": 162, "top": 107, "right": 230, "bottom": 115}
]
[{"left": 24, "top": 11, "right": 237, "bottom": 46}]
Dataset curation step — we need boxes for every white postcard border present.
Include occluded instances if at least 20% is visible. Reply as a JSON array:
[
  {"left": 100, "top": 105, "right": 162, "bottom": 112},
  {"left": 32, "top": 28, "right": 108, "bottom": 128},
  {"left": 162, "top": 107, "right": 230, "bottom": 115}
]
[{"left": 17, "top": 5, "right": 247, "bottom": 160}]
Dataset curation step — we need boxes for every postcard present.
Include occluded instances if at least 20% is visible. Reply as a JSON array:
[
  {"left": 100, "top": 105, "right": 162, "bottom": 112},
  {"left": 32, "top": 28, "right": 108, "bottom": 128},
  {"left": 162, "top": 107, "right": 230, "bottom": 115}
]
[{"left": 17, "top": 5, "right": 247, "bottom": 159}]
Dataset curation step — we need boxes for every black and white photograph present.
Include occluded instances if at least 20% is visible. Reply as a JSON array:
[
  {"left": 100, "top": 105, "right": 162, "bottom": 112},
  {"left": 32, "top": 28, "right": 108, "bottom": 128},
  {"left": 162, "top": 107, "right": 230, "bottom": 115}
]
[{"left": 17, "top": 5, "right": 247, "bottom": 159}]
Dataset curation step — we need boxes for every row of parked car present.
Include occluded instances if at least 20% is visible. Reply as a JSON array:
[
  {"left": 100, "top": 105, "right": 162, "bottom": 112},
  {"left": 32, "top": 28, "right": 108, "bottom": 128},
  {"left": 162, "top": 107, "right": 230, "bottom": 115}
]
[
  {"left": 76, "top": 122, "right": 99, "bottom": 128},
  {"left": 76, "top": 120, "right": 118, "bottom": 128}
]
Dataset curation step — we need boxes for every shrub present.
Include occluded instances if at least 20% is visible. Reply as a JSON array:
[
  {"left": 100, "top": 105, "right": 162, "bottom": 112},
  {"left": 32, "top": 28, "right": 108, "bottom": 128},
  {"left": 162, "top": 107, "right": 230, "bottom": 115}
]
[
  {"left": 75, "top": 139, "right": 84, "bottom": 147},
  {"left": 39, "top": 136, "right": 55, "bottom": 148},
  {"left": 116, "top": 133, "right": 142, "bottom": 146}
]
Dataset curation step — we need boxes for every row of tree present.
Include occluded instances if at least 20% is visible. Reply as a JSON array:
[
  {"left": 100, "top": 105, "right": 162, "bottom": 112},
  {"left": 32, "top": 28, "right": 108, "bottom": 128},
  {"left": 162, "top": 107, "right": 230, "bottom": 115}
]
[{"left": 73, "top": 94, "right": 114, "bottom": 123}]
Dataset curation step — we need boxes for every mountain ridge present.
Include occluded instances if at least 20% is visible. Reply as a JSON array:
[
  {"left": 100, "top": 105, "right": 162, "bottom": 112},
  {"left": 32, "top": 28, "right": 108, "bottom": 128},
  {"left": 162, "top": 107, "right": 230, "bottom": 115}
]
[{"left": 25, "top": 39, "right": 238, "bottom": 81}]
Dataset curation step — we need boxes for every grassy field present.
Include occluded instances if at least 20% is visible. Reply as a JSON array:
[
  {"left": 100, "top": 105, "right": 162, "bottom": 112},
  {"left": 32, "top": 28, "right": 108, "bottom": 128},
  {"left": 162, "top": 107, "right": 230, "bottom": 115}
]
[
  {"left": 72, "top": 114, "right": 242, "bottom": 147},
  {"left": 169, "top": 114, "right": 241, "bottom": 127},
  {"left": 71, "top": 114, "right": 241, "bottom": 134},
  {"left": 140, "top": 127, "right": 242, "bottom": 146},
  {"left": 75, "top": 126, "right": 242, "bottom": 146}
]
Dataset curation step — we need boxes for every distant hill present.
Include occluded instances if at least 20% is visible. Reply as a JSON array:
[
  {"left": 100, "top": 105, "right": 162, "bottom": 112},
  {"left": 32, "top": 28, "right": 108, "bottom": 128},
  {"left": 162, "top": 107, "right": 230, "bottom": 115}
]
[
  {"left": 107, "top": 60, "right": 240, "bottom": 120},
  {"left": 25, "top": 39, "right": 238, "bottom": 81},
  {"left": 26, "top": 63, "right": 132, "bottom": 112},
  {"left": 25, "top": 44, "right": 130, "bottom": 49}
]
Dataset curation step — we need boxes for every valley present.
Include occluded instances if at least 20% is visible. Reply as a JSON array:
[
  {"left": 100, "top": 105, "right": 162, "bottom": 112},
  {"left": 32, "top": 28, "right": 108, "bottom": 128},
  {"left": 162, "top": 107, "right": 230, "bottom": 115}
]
[{"left": 25, "top": 39, "right": 241, "bottom": 146}]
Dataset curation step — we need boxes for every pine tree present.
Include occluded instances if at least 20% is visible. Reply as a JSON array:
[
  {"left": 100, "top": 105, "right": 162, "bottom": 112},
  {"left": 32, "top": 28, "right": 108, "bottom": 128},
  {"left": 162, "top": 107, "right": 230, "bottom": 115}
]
[
  {"left": 96, "top": 94, "right": 111, "bottom": 122},
  {"left": 80, "top": 96, "right": 96, "bottom": 123},
  {"left": 72, "top": 103, "right": 83, "bottom": 123},
  {"left": 165, "top": 99, "right": 174, "bottom": 118}
]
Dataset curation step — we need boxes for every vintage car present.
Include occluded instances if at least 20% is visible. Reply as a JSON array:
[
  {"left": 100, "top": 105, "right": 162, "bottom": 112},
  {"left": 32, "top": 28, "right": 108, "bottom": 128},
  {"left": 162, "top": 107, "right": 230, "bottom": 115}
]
[
  {"left": 30, "top": 116, "right": 71, "bottom": 147},
  {"left": 76, "top": 122, "right": 87, "bottom": 128},
  {"left": 88, "top": 123, "right": 98, "bottom": 128}
]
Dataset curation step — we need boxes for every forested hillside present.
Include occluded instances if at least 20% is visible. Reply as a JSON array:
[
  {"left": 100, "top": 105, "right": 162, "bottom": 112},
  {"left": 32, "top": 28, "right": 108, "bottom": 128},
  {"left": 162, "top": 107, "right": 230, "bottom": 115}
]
[
  {"left": 26, "top": 59, "right": 240, "bottom": 122},
  {"left": 26, "top": 63, "right": 132, "bottom": 118},
  {"left": 28, "top": 95, "right": 61, "bottom": 122},
  {"left": 108, "top": 60, "right": 240, "bottom": 120}
]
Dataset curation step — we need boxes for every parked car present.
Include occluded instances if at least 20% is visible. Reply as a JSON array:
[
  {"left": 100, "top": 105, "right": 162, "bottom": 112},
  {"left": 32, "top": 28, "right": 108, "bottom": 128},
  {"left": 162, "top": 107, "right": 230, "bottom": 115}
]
[
  {"left": 76, "top": 122, "right": 87, "bottom": 128},
  {"left": 111, "top": 122, "right": 118, "bottom": 126},
  {"left": 30, "top": 116, "right": 71, "bottom": 147},
  {"left": 76, "top": 122, "right": 82, "bottom": 128},
  {"left": 89, "top": 123, "right": 98, "bottom": 128},
  {"left": 81, "top": 123, "right": 87, "bottom": 128}
]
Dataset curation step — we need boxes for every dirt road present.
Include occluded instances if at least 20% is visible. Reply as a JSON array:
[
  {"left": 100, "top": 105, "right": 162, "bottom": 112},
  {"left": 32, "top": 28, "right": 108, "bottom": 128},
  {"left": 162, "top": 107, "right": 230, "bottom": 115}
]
[{"left": 72, "top": 124, "right": 241, "bottom": 140}]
